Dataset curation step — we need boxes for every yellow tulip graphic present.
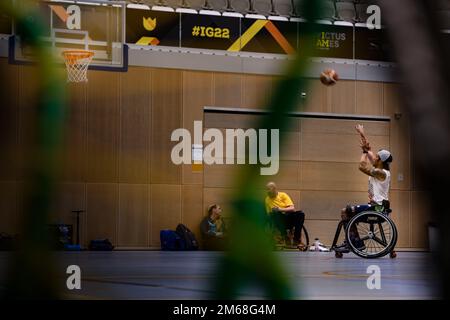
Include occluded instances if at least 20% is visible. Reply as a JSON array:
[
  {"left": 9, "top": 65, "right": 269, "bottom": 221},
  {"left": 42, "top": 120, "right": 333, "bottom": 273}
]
[{"left": 143, "top": 17, "right": 157, "bottom": 31}]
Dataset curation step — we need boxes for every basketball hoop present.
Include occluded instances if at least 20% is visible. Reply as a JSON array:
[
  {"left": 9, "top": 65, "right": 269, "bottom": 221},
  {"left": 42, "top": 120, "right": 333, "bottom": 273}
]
[{"left": 62, "top": 50, "right": 94, "bottom": 83}]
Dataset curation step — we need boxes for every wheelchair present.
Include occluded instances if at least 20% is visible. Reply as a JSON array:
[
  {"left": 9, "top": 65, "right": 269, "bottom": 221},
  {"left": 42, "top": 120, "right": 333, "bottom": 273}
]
[
  {"left": 267, "top": 212, "right": 309, "bottom": 251},
  {"left": 331, "top": 201, "right": 397, "bottom": 259}
]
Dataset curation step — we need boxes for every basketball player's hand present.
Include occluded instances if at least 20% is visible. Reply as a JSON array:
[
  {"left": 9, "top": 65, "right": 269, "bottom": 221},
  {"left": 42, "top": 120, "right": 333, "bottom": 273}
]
[
  {"left": 360, "top": 138, "right": 371, "bottom": 152},
  {"left": 355, "top": 124, "right": 365, "bottom": 136}
]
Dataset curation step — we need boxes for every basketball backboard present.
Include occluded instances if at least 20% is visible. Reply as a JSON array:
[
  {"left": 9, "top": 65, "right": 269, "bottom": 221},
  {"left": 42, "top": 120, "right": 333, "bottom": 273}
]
[{"left": 11, "top": 0, "right": 127, "bottom": 71}]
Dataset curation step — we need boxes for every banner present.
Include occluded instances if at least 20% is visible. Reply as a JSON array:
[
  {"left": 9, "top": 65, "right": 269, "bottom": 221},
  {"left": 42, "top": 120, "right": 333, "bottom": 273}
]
[
  {"left": 180, "top": 14, "right": 239, "bottom": 50},
  {"left": 123, "top": 9, "right": 393, "bottom": 62},
  {"left": 300, "top": 23, "right": 353, "bottom": 59},
  {"left": 355, "top": 27, "right": 393, "bottom": 62},
  {"left": 126, "top": 8, "right": 179, "bottom": 47},
  {"left": 238, "top": 19, "right": 297, "bottom": 55}
]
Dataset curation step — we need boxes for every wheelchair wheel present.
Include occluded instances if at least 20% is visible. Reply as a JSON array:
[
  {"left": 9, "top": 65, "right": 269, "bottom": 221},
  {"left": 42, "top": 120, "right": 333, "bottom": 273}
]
[
  {"left": 345, "top": 211, "right": 397, "bottom": 259},
  {"left": 300, "top": 225, "right": 309, "bottom": 248}
]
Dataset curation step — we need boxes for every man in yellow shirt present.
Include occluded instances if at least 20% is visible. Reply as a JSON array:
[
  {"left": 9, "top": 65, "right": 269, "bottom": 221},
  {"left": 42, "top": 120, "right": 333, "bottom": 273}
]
[{"left": 265, "top": 182, "right": 305, "bottom": 248}]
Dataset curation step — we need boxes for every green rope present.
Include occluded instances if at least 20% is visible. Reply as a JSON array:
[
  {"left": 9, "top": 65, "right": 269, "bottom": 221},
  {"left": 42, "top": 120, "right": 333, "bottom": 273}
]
[
  {"left": 214, "top": 0, "right": 326, "bottom": 299},
  {"left": 2, "top": 0, "right": 66, "bottom": 299}
]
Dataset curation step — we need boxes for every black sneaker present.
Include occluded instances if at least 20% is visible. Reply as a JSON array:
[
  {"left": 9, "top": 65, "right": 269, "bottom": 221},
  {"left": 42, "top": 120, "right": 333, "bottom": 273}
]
[
  {"left": 352, "top": 239, "right": 366, "bottom": 251},
  {"left": 333, "top": 242, "right": 350, "bottom": 253}
]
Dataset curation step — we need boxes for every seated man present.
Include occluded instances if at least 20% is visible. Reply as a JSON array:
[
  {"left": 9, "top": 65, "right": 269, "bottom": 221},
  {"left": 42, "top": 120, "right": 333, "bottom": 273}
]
[
  {"left": 334, "top": 124, "right": 394, "bottom": 254},
  {"left": 200, "top": 204, "right": 227, "bottom": 251},
  {"left": 265, "top": 182, "right": 306, "bottom": 249}
]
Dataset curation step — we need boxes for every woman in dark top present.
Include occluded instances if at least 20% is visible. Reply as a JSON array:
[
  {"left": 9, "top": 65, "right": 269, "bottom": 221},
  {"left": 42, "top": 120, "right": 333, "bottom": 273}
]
[{"left": 200, "top": 204, "right": 227, "bottom": 250}]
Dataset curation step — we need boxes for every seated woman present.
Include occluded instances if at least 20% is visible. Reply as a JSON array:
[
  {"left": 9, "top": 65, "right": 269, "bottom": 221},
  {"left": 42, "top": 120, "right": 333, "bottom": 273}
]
[{"left": 200, "top": 204, "right": 227, "bottom": 251}]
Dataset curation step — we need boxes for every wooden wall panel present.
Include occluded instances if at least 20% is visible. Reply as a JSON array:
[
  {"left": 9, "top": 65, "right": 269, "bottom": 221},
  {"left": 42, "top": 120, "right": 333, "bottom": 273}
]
[
  {"left": 151, "top": 69, "right": 182, "bottom": 184},
  {"left": 87, "top": 71, "right": 120, "bottom": 182},
  {"left": 182, "top": 185, "right": 204, "bottom": 239},
  {"left": 389, "top": 190, "right": 411, "bottom": 248},
  {"left": 150, "top": 184, "right": 182, "bottom": 246},
  {"left": 303, "top": 219, "right": 341, "bottom": 247},
  {"left": 410, "top": 133, "right": 428, "bottom": 191},
  {"left": 60, "top": 83, "right": 87, "bottom": 181},
  {"left": 201, "top": 128, "right": 300, "bottom": 162},
  {"left": 301, "top": 162, "right": 369, "bottom": 191},
  {"left": 301, "top": 190, "right": 369, "bottom": 220},
  {"left": 49, "top": 183, "right": 86, "bottom": 244},
  {"left": 203, "top": 162, "right": 242, "bottom": 188},
  {"left": 384, "top": 83, "right": 411, "bottom": 190},
  {"left": 382, "top": 83, "right": 402, "bottom": 116},
  {"left": 0, "top": 182, "right": 17, "bottom": 233},
  {"left": 330, "top": 80, "right": 356, "bottom": 114},
  {"left": 356, "top": 81, "right": 383, "bottom": 115},
  {"left": 120, "top": 67, "right": 150, "bottom": 184},
  {"left": 3, "top": 60, "right": 418, "bottom": 248},
  {"left": 205, "top": 113, "right": 263, "bottom": 129},
  {"left": 389, "top": 114, "right": 411, "bottom": 191},
  {"left": 86, "top": 183, "right": 118, "bottom": 245},
  {"left": 300, "top": 79, "right": 329, "bottom": 113},
  {"left": 301, "top": 133, "right": 389, "bottom": 163},
  {"left": 0, "top": 59, "right": 18, "bottom": 181},
  {"left": 118, "top": 184, "right": 149, "bottom": 247},
  {"left": 242, "top": 74, "right": 272, "bottom": 109},
  {"left": 204, "top": 113, "right": 300, "bottom": 131},
  {"left": 411, "top": 191, "right": 432, "bottom": 249},
  {"left": 182, "top": 71, "right": 213, "bottom": 185},
  {"left": 203, "top": 187, "right": 236, "bottom": 218},
  {"left": 213, "top": 72, "right": 242, "bottom": 107},
  {"left": 204, "top": 161, "right": 299, "bottom": 189},
  {"left": 280, "top": 131, "right": 301, "bottom": 161},
  {"left": 266, "top": 161, "right": 301, "bottom": 190},
  {"left": 301, "top": 119, "right": 389, "bottom": 136}
]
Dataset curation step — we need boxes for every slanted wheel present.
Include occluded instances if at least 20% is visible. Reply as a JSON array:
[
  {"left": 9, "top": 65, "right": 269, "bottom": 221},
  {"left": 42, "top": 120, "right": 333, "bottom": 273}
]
[
  {"left": 345, "top": 211, "right": 398, "bottom": 259},
  {"left": 300, "top": 225, "right": 310, "bottom": 249}
]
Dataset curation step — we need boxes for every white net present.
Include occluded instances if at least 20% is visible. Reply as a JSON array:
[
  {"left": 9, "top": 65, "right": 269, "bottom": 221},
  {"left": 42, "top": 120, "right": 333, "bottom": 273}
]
[{"left": 62, "top": 50, "right": 94, "bottom": 83}]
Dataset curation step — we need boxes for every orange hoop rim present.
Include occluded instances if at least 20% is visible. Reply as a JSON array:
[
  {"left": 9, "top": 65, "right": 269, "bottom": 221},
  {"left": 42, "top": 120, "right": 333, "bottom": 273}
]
[{"left": 62, "top": 50, "right": 94, "bottom": 64}]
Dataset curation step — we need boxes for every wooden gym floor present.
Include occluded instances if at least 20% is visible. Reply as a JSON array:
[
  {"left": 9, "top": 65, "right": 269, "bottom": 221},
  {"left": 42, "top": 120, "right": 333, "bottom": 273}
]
[{"left": 0, "top": 251, "right": 439, "bottom": 299}]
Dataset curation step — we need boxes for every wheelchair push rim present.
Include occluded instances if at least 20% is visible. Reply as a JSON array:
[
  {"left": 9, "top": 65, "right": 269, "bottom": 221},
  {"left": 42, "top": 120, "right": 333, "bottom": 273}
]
[{"left": 345, "top": 211, "right": 397, "bottom": 259}]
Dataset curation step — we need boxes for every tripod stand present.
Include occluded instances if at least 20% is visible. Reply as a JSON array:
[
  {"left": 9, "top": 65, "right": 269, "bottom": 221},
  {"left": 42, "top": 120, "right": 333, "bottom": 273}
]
[{"left": 70, "top": 209, "right": 85, "bottom": 250}]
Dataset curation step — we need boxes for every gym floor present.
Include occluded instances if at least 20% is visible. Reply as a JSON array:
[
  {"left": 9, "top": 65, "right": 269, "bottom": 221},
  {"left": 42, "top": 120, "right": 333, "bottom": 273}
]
[{"left": 0, "top": 251, "right": 438, "bottom": 299}]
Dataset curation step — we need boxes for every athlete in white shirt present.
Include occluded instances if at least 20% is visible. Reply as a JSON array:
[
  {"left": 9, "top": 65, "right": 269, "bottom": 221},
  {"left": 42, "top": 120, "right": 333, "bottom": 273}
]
[{"left": 335, "top": 124, "right": 393, "bottom": 253}]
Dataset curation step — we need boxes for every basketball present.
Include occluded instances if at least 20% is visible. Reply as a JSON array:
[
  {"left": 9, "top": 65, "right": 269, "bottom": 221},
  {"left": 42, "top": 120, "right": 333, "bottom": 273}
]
[{"left": 320, "top": 69, "right": 339, "bottom": 86}]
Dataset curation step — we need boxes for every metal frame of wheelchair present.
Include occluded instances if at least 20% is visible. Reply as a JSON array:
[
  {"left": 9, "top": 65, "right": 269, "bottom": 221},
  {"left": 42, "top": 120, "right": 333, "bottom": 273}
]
[
  {"left": 267, "top": 220, "right": 310, "bottom": 251},
  {"left": 331, "top": 205, "right": 398, "bottom": 259}
]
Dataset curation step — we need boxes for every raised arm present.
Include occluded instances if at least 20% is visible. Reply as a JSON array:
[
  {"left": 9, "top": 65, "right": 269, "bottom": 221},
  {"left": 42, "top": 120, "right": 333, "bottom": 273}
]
[
  {"left": 356, "top": 124, "right": 376, "bottom": 164},
  {"left": 358, "top": 153, "right": 387, "bottom": 181}
]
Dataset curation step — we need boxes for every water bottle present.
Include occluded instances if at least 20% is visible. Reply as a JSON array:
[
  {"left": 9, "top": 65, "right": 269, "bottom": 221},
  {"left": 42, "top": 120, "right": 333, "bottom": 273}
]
[{"left": 314, "top": 238, "right": 321, "bottom": 251}]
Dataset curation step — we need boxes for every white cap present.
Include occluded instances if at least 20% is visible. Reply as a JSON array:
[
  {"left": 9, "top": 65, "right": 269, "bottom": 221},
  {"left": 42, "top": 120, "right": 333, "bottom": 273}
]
[{"left": 378, "top": 149, "right": 392, "bottom": 162}]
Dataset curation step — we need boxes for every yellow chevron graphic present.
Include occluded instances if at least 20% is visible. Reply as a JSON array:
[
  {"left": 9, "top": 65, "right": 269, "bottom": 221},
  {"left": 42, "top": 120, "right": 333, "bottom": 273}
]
[
  {"left": 227, "top": 20, "right": 268, "bottom": 52},
  {"left": 136, "top": 36, "right": 160, "bottom": 46},
  {"left": 227, "top": 19, "right": 295, "bottom": 54}
]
